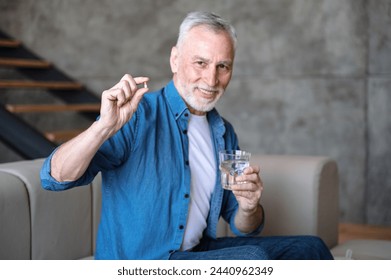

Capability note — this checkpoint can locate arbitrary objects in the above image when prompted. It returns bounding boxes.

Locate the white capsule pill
[144,82,147,88]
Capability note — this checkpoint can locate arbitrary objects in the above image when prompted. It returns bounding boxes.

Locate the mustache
[193,85,221,94]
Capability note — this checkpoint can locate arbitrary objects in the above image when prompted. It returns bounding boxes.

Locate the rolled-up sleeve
[40,149,98,191]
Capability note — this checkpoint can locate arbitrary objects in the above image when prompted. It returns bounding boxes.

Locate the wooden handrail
[44,129,86,142]
[0,58,51,68]
[5,103,101,113]
[0,80,83,90]
[0,39,21,47]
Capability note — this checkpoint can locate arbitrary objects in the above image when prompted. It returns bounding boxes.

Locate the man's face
[170,25,235,115]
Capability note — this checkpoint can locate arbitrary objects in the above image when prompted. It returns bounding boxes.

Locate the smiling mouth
[197,87,218,98]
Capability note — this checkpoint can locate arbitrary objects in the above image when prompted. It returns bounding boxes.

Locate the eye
[195,61,207,67]
[217,63,231,72]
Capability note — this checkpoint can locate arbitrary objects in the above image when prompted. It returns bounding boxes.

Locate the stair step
[0,39,21,48]
[0,57,51,68]
[44,129,85,142]
[5,103,101,113]
[0,80,83,90]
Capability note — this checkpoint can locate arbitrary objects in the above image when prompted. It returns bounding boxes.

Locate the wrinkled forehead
[178,25,235,54]
[182,24,234,48]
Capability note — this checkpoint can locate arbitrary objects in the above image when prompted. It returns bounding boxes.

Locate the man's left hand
[231,165,263,214]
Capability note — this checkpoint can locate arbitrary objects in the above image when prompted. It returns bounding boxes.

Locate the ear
[170,46,178,73]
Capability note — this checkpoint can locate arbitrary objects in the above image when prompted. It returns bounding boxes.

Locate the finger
[113,74,148,87]
[128,89,148,111]
[232,190,260,201]
[119,80,132,101]
[234,183,263,205]
[106,85,128,107]
[236,173,260,186]
[123,75,150,100]
[128,78,150,107]
[230,182,258,192]
[119,74,139,96]
[103,88,124,103]
[114,75,150,106]
[111,74,132,90]
[243,165,260,175]
[134,76,150,86]
[233,190,254,198]
[107,77,133,107]
[120,75,149,90]
[108,81,132,106]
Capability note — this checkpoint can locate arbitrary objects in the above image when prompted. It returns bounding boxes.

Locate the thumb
[129,87,149,111]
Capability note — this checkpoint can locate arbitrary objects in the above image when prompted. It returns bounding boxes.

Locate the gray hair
[176,11,237,50]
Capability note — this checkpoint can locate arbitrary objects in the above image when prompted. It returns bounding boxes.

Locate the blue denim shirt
[40,80,263,259]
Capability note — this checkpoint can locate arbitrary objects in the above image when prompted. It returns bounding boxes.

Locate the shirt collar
[164,80,189,120]
[164,80,226,139]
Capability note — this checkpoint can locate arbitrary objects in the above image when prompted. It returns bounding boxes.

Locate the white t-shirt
[180,114,216,251]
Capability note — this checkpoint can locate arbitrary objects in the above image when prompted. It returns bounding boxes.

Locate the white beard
[180,84,224,113]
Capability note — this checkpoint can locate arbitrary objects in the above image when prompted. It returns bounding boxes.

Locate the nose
[203,66,218,87]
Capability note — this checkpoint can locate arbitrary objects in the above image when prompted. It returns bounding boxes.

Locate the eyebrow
[192,55,233,66]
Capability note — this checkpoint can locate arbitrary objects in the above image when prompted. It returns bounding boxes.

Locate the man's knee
[304,236,328,249]
[300,236,333,259]
[239,245,269,260]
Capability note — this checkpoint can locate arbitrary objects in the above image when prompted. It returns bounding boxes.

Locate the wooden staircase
[0,31,101,159]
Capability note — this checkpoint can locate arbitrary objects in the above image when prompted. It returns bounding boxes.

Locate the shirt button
[185,160,189,165]
[183,129,187,134]
[179,225,184,230]
[184,194,189,198]
[184,113,189,117]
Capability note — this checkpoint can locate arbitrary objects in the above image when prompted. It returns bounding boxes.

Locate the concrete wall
[0,0,390,226]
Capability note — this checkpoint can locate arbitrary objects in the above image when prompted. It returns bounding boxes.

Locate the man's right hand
[49,74,149,182]
[98,74,149,137]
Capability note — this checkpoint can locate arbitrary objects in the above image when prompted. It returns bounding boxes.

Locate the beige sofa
[0,154,387,259]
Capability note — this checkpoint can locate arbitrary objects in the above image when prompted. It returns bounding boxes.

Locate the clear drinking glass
[219,150,251,190]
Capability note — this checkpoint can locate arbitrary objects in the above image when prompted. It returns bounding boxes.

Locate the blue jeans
[169,235,334,260]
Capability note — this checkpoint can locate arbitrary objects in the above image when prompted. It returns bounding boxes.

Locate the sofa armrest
[217,154,339,249]
[0,171,31,259]
[0,158,95,259]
